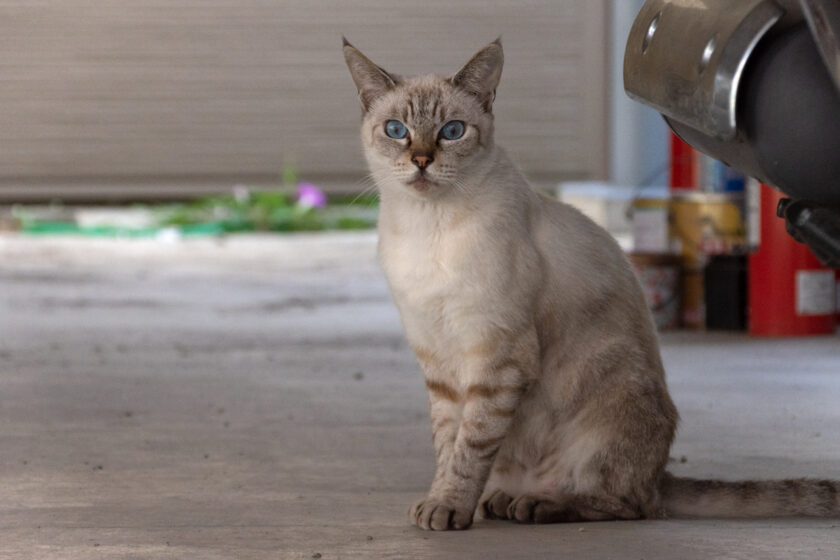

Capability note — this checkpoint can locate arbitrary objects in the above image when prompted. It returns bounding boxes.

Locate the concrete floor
[1,232,839,560]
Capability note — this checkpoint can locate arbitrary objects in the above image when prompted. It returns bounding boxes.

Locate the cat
[343,37,840,531]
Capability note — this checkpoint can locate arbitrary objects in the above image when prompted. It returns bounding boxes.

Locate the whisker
[453,178,469,195]
[348,173,380,206]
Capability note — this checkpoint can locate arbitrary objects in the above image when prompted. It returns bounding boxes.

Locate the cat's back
[533,193,634,285]
[531,193,657,347]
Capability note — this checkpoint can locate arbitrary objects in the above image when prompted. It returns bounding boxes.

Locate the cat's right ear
[343,37,398,112]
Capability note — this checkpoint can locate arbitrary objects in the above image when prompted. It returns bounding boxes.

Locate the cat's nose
[411,154,434,169]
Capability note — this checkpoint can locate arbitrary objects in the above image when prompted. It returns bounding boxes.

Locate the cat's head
[343,38,503,198]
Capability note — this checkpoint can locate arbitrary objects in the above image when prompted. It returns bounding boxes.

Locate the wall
[0,1,608,201]
[609,0,669,189]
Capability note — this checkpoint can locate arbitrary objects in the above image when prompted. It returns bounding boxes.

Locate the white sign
[796,270,836,316]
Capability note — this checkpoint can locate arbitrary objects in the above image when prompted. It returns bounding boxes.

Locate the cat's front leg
[408,347,462,509]
[408,373,467,529]
[411,328,538,531]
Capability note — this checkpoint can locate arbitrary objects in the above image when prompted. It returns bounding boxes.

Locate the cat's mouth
[407,171,437,192]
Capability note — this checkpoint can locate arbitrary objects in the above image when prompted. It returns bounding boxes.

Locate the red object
[669,133,698,190]
[748,184,836,336]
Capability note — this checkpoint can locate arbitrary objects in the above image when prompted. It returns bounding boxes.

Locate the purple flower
[297,182,327,209]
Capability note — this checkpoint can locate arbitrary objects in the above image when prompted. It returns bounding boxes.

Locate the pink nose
[412,155,433,168]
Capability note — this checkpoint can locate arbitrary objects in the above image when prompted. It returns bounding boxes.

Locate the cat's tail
[660,472,840,518]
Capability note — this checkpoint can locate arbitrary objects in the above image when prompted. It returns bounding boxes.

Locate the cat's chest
[379,228,491,345]
[380,232,471,305]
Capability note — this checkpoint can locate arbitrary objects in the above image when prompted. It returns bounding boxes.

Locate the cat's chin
[408,176,435,192]
[402,173,441,194]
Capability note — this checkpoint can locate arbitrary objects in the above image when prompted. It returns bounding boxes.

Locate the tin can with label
[669,192,747,266]
[629,253,682,330]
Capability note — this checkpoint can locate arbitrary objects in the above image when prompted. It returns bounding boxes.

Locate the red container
[669,133,698,190]
[749,184,836,336]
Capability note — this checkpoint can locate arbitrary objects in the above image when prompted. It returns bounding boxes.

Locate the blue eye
[385,120,408,139]
[440,120,465,140]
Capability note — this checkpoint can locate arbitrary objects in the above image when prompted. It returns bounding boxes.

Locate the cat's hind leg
[479,489,514,520]
[506,493,641,523]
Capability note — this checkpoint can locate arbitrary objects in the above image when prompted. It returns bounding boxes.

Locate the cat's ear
[451,38,504,112]
[343,37,398,112]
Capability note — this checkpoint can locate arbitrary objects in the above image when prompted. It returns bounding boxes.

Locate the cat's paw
[479,489,513,520]
[507,494,566,524]
[409,497,474,531]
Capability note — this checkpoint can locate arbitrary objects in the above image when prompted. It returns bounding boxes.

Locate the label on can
[796,270,836,316]
[633,206,669,252]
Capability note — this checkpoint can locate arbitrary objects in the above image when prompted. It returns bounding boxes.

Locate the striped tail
[661,472,840,518]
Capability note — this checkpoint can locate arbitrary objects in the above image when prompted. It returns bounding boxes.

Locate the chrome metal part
[801,0,840,91]
[624,0,784,140]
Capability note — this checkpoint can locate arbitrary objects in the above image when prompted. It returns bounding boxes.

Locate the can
[704,255,748,331]
[680,266,705,329]
[629,253,682,330]
[669,192,747,266]
[632,198,669,253]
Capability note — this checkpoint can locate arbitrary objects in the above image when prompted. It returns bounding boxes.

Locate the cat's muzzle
[408,171,436,192]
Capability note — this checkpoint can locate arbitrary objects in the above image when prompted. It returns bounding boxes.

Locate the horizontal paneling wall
[0,0,607,200]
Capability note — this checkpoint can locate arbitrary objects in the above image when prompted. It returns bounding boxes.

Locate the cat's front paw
[409,497,474,531]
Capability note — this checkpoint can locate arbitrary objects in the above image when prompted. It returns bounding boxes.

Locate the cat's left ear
[451,38,504,112]
[343,37,399,112]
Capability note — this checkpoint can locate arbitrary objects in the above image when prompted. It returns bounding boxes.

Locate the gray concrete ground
[1,232,839,560]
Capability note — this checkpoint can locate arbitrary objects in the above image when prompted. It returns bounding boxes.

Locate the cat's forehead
[377,75,476,123]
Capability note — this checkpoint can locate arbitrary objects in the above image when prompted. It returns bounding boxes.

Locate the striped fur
[662,475,840,518]
[343,38,840,531]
